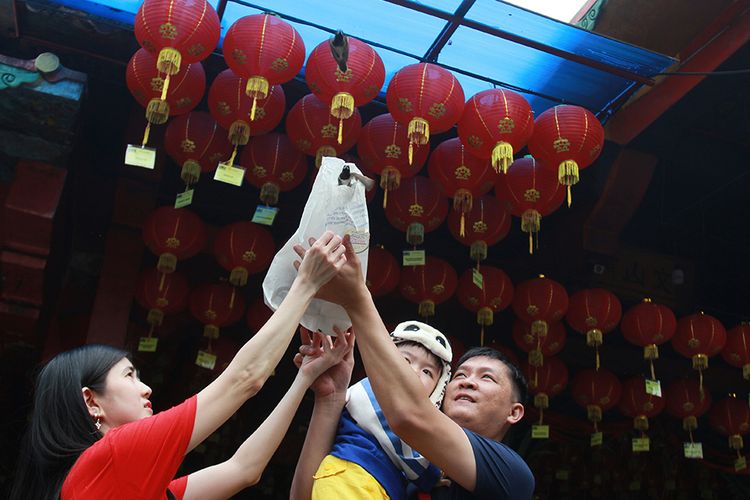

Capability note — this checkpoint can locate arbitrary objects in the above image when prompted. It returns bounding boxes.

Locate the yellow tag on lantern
[402,250,426,266]
[125,145,157,169]
[590,432,603,447]
[214,162,245,186]
[195,351,217,370]
[472,268,484,289]
[138,337,158,352]
[632,437,650,452]
[735,456,747,471]
[684,442,703,459]
[175,189,194,209]
[531,425,549,439]
[628,480,641,491]
[645,379,662,397]
[554,470,569,481]
[252,205,279,226]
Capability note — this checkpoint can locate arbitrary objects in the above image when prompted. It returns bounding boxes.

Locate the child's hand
[295,327,355,396]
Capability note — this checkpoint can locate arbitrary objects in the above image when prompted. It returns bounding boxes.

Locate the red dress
[61,395,197,499]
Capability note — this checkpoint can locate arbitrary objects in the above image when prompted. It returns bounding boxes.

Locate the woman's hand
[292,231,347,294]
[294,327,355,399]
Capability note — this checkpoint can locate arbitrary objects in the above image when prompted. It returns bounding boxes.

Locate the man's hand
[292,231,347,295]
[294,234,368,309]
[294,327,355,398]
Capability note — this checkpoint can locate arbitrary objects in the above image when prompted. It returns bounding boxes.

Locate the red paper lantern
[512,319,566,365]
[672,311,726,397]
[566,288,622,370]
[709,397,750,456]
[512,275,569,342]
[208,69,286,147]
[458,88,534,174]
[164,111,233,185]
[399,257,457,318]
[385,176,449,246]
[213,221,275,286]
[447,195,511,265]
[143,207,207,274]
[222,14,305,119]
[495,157,565,254]
[134,0,220,74]
[286,93,362,167]
[386,63,465,162]
[621,298,677,380]
[189,283,245,339]
[306,35,385,143]
[722,322,750,380]
[357,113,429,207]
[619,376,666,431]
[366,246,401,298]
[246,296,274,335]
[486,340,521,368]
[523,356,568,425]
[571,368,622,430]
[126,49,205,126]
[665,379,712,433]
[134,267,190,328]
[528,105,605,206]
[428,138,494,237]
[241,132,308,206]
[456,266,514,345]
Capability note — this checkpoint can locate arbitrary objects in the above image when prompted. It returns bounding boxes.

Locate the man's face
[442,355,523,440]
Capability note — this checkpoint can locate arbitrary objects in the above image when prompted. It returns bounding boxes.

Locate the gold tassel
[634,415,649,431]
[229,120,250,146]
[460,212,465,237]
[181,160,201,185]
[531,320,548,337]
[229,286,236,309]
[158,270,166,291]
[146,98,170,125]
[491,141,514,174]
[160,72,171,101]
[470,241,487,263]
[338,118,344,144]
[245,76,270,119]
[683,416,697,432]
[729,434,744,451]
[521,209,541,255]
[408,142,414,165]
[567,185,572,208]
[260,182,280,206]
[204,324,219,339]
[743,363,750,380]
[157,253,177,274]
[156,47,181,75]
[141,122,152,147]
[587,405,602,423]
[418,300,435,318]
[331,92,355,119]
[698,368,705,402]
[380,167,401,209]
[230,267,248,287]
[316,146,337,168]
[406,222,425,246]
[558,160,579,208]
[382,188,388,209]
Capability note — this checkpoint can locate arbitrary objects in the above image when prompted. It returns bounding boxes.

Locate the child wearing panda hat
[312,321,452,500]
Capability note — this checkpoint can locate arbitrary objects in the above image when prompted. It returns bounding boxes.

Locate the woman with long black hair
[11,231,351,500]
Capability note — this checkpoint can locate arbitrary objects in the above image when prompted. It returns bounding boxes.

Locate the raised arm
[318,237,479,491]
[190,232,345,451]
[290,329,354,500]
[183,331,354,500]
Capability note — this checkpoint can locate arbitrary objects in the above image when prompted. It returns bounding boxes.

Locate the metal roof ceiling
[50,0,676,120]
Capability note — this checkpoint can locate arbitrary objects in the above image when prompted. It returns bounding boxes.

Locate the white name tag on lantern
[472,268,484,289]
[590,432,603,447]
[402,250,426,266]
[684,442,703,459]
[214,163,245,186]
[138,337,158,352]
[531,425,549,439]
[195,350,217,370]
[645,379,662,397]
[125,145,156,169]
[632,437,650,452]
[175,189,194,209]
[735,456,747,471]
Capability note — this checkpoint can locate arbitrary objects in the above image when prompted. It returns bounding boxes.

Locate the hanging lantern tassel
[634,415,649,432]
[181,160,201,185]
[230,267,248,287]
[478,307,493,347]
[204,324,220,340]
[531,319,549,337]
[316,146,337,169]
[521,209,541,255]
[492,141,514,174]
[245,76,270,121]
[454,189,473,238]
[693,353,708,401]
[260,182,281,206]
[156,47,182,76]
[730,434,744,452]
[683,416,698,433]
[147,308,164,327]
[587,405,602,425]
[157,253,177,274]
[418,300,435,318]
[644,344,659,381]
[380,167,402,208]
[558,160,579,208]
[229,120,251,147]
[470,241,488,267]
[406,222,425,246]
[743,363,750,380]
[534,393,548,425]
[587,329,603,370]
[407,117,430,165]
[331,92,355,145]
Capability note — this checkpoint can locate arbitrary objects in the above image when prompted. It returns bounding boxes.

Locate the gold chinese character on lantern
[271,58,289,72]
[454,165,471,180]
[335,68,353,82]
[428,103,446,118]
[216,101,231,116]
[204,310,217,321]
[553,137,571,153]
[409,204,424,216]
[467,135,483,148]
[296,139,312,152]
[403,285,416,296]
[159,22,177,40]
[156,298,169,308]
[384,144,401,159]
[398,98,413,113]
[253,165,267,178]
[524,189,541,202]
[254,107,267,120]
[432,284,445,294]
[166,237,180,249]
[150,77,164,92]
[175,98,192,109]
[473,220,488,233]
[687,338,701,349]
[242,250,256,263]
[232,49,247,64]
[585,316,599,327]
[187,44,205,57]
[526,304,539,316]
[280,171,294,182]
[497,117,516,134]
[181,139,196,154]
[321,124,337,139]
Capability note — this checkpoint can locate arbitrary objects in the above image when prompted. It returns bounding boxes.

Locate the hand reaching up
[294,326,355,399]
[292,231,347,294]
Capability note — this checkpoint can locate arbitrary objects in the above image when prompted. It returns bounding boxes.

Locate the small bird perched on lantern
[329,30,349,73]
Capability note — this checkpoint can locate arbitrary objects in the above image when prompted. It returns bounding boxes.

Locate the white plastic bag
[262,156,370,335]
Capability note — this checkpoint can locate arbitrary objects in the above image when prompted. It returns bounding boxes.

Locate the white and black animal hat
[391,321,452,407]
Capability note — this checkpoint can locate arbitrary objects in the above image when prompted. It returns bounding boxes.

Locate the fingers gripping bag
[263,156,370,335]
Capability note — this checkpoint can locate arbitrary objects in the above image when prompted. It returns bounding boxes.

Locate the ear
[82,387,103,418]
[506,402,525,425]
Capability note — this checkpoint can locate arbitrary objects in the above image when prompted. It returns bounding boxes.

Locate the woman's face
[95,357,153,432]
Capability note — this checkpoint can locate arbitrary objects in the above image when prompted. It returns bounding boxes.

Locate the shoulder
[463,429,534,500]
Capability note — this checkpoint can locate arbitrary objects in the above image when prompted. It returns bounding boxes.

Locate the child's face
[398,343,442,397]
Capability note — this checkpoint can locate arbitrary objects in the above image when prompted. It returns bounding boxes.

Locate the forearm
[290,393,346,500]
[183,372,313,500]
[346,289,435,429]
